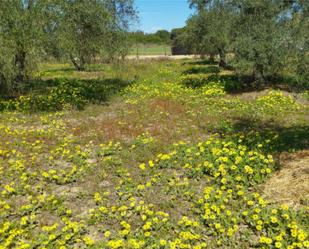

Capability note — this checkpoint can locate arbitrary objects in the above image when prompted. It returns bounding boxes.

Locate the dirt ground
[126,55,199,60]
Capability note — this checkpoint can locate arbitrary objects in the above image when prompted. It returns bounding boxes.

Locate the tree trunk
[218,49,227,68]
[200,52,206,59]
[70,54,85,71]
[0,73,8,96]
[15,50,27,83]
[253,64,266,88]
[209,54,215,63]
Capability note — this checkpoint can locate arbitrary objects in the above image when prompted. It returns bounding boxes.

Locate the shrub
[183,66,220,75]
[181,74,210,88]
[206,74,244,92]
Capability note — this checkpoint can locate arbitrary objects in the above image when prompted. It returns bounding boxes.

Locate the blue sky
[133,0,193,33]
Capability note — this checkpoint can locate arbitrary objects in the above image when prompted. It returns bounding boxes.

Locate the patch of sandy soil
[261,150,309,208]
[126,55,199,60]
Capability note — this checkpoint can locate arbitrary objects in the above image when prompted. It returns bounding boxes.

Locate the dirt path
[126,55,199,60]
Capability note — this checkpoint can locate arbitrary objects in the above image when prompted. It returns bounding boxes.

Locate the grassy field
[129,44,172,56]
[0,59,308,248]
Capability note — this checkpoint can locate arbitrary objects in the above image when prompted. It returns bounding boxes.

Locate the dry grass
[262,150,309,208]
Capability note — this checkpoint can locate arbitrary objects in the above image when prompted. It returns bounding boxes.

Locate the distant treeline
[128,29,195,56]
[129,30,171,45]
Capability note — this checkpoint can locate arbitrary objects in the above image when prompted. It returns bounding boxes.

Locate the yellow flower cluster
[256,90,301,112]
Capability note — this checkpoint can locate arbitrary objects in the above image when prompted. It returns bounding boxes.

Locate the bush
[182,66,220,75]
[206,75,244,92]
[181,74,210,88]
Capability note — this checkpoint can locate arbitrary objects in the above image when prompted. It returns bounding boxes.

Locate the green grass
[0,60,308,248]
[129,44,172,56]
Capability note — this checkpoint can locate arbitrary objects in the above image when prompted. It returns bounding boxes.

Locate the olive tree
[230,0,309,85]
[0,0,55,95]
[183,15,212,58]
[58,0,136,71]
[289,0,309,85]
[231,1,291,82]
[187,0,235,67]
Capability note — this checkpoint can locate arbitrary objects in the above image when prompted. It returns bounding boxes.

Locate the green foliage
[58,0,136,70]
[293,53,309,89]
[206,74,244,92]
[0,78,131,112]
[170,28,190,55]
[129,30,171,45]
[103,31,132,61]
[0,37,15,94]
[181,73,244,92]
[184,0,309,86]
[0,0,137,96]
[232,1,289,82]
[181,74,211,88]
[0,0,56,94]
[59,0,109,71]
[185,0,235,66]
[155,30,171,44]
[183,66,220,75]
[287,1,309,86]
[0,80,86,112]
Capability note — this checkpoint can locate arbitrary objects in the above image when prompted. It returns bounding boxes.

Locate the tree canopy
[0,0,57,94]
[183,0,309,85]
[1,0,308,93]
[0,0,137,94]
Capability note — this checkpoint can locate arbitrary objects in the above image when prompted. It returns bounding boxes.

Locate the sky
[133,0,193,33]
